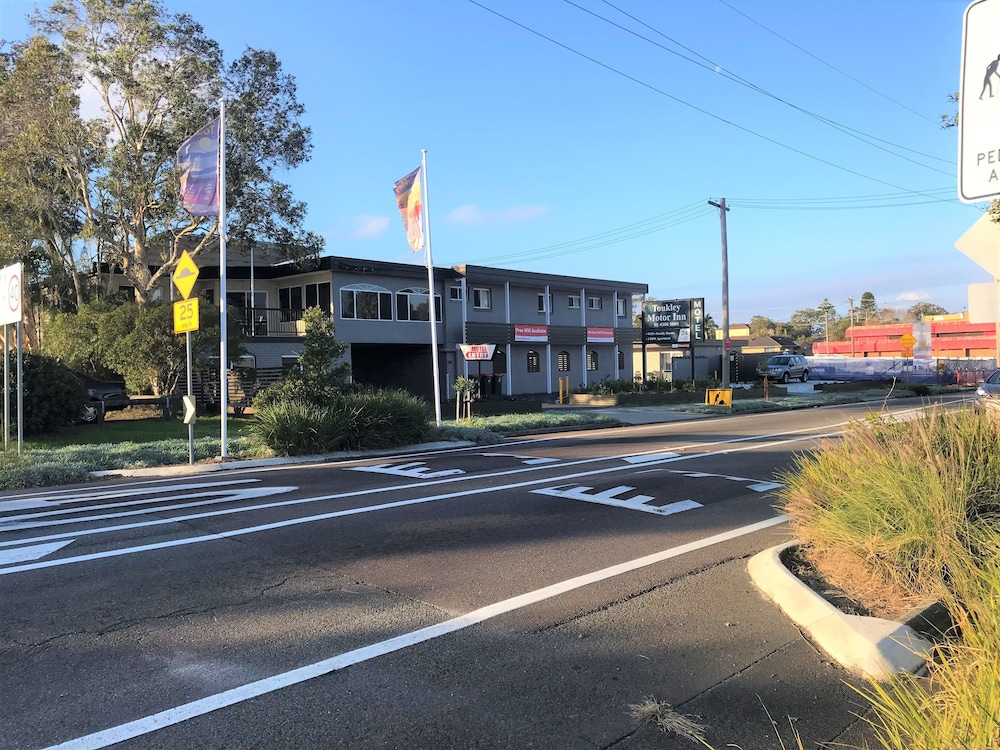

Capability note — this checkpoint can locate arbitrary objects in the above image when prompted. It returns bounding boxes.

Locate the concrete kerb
[748,540,932,681]
[90,440,479,479]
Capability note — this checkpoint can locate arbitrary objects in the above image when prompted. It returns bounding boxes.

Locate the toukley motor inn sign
[642,298,705,347]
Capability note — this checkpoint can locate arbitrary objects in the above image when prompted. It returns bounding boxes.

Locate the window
[473,288,491,310]
[493,349,507,375]
[279,286,304,321]
[527,350,540,373]
[557,351,570,372]
[616,298,628,317]
[587,296,603,310]
[587,350,598,371]
[449,286,463,301]
[537,293,553,313]
[305,282,332,312]
[341,284,392,320]
[568,295,581,309]
[396,287,441,322]
[618,350,625,371]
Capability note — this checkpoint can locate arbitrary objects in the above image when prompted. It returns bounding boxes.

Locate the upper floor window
[537,293,553,313]
[616,298,628,317]
[587,296,603,310]
[568,295,581,309]
[473,288,491,310]
[396,287,442,322]
[341,284,392,320]
[305,282,332,312]
[449,286,463,301]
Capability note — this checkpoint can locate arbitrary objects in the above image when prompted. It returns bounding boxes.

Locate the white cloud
[445,203,550,227]
[349,215,391,239]
[893,291,930,303]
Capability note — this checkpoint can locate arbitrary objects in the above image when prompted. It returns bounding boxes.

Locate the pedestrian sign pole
[172,251,200,464]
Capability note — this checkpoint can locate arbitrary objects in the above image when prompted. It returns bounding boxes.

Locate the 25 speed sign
[173,297,200,333]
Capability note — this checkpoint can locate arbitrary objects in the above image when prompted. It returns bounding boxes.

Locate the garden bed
[568,386,785,407]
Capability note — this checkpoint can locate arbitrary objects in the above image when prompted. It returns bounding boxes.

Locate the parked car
[758,354,809,384]
[72,372,131,422]
[974,369,1000,414]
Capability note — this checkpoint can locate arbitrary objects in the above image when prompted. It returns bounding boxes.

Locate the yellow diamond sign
[172,250,199,300]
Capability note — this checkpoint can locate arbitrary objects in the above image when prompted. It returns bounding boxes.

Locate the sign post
[958,0,1000,362]
[0,263,22,454]
[172,251,200,464]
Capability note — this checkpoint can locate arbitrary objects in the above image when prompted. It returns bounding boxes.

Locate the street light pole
[708,198,730,387]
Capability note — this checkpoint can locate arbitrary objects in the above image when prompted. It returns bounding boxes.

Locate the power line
[569,0,952,174]
[466,0,961,204]
[716,0,940,126]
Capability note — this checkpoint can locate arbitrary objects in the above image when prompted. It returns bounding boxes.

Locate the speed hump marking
[705,388,732,407]
[173,297,199,333]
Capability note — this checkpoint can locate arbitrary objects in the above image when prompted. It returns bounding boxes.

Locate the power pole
[708,198,731,387]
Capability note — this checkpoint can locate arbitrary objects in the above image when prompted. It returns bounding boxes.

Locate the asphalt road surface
[1,397,951,750]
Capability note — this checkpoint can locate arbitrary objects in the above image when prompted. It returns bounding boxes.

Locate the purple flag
[177,118,220,216]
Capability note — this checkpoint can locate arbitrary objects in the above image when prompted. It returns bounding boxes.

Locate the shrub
[776,406,1000,602]
[247,398,348,456]
[2,353,88,435]
[249,388,431,456]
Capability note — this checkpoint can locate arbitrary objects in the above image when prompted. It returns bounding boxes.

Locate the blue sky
[0,0,986,324]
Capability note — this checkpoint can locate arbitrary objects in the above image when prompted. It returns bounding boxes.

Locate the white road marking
[622,452,680,463]
[481,453,560,465]
[533,484,702,515]
[0,498,51,511]
[0,431,822,575]
[347,461,465,478]
[0,539,73,565]
[39,515,788,750]
[0,486,297,533]
[0,479,259,506]
[748,481,783,492]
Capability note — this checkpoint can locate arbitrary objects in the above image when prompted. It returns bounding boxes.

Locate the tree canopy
[0,0,321,307]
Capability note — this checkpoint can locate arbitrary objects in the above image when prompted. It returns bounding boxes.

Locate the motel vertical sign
[959,0,1000,202]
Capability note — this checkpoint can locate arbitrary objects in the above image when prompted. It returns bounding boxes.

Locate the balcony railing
[230,307,314,337]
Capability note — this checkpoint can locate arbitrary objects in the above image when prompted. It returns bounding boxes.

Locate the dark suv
[758,354,809,384]
[72,372,131,421]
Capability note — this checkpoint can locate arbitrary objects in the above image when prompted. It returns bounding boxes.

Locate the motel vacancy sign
[959,0,1000,202]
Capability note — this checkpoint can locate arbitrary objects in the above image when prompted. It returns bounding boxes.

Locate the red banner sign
[514,324,548,342]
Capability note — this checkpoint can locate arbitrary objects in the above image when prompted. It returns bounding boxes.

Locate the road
[0,398,948,750]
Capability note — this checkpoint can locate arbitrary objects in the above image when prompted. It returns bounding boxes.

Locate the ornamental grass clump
[776,406,1000,604]
[855,528,1000,750]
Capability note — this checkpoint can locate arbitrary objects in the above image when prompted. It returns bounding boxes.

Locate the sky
[0,0,989,324]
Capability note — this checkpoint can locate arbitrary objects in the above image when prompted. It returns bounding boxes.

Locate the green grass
[21,410,255,450]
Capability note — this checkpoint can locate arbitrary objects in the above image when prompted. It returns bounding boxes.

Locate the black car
[72,372,131,421]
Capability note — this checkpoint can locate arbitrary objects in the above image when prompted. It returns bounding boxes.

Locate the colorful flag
[177,117,220,216]
[394,166,424,251]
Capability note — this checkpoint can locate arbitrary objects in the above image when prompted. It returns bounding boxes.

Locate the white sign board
[955,212,1000,276]
[0,263,22,325]
[959,0,1000,202]
[457,343,497,361]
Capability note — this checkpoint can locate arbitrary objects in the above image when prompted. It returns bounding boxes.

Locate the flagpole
[219,98,229,458]
[422,149,442,426]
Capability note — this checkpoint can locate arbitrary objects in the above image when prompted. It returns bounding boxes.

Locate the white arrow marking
[348,461,465,479]
[0,539,73,565]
